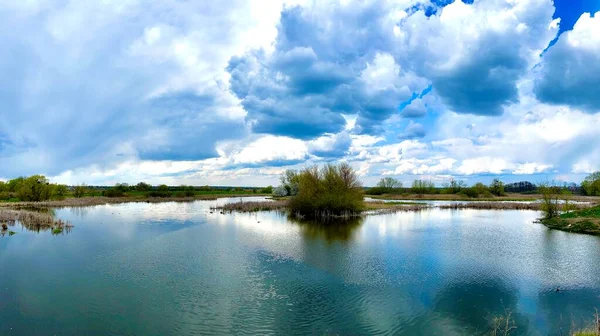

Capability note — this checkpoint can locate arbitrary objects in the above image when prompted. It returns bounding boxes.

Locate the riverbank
[0,194,269,209]
[541,205,600,235]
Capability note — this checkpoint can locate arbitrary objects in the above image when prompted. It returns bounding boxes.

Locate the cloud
[227,2,429,138]
[0,0,282,177]
[1,0,598,186]
[400,98,427,118]
[308,132,352,158]
[396,0,559,116]
[398,121,426,140]
[534,11,600,112]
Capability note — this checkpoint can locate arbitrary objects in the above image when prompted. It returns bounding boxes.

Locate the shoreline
[0,194,270,209]
[540,205,600,236]
[368,193,600,203]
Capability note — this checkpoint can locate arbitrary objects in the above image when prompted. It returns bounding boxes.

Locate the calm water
[1,197,600,335]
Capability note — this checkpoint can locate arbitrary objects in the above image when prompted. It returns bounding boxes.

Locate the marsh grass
[211,200,288,213]
[363,201,429,212]
[572,310,600,336]
[489,310,517,336]
[440,202,590,211]
[0,209,72,234]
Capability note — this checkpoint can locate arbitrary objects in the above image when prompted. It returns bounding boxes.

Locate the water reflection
[431,279,529,335]
[291,216,363,242]
[1,198,600,335]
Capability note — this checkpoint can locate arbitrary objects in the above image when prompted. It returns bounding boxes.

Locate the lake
[1,197,600,335]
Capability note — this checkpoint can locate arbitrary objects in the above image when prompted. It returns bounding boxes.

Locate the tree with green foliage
[412,179,435,195]
[136,182,152,191]
[272,186,287,197]
[73,184,87,198]
[472,182,488,196]
[17,175,53,201]
[582,171,600,196]
[261,185,274,194]
[280,169,300,196]
[443,178,466,194]
[377,177,401,190]
[288,163,364,219]
[489,179,505,196]
[178,185,195,197]
[7,177,24,192]
[114,183,130,193]
[54,184,69,198]
[538,182,565,219]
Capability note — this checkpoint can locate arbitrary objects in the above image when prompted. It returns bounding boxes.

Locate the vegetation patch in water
[0,209,72,234]
[211,200,288,213]
[287,163,364,220]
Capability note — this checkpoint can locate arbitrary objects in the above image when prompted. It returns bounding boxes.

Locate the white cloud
[534,11,600,112]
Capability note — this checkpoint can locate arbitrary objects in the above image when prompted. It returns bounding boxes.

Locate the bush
[288,163,364,219]
[147,184,171,198]
[481,190,495,198]
[281,170,299,196]
[365,187,387,195]
[272,186,288,197]
[136,182,152,191]
[472,182,488,196]
[582,172,600,196]
[260,185,274,194]
[73,184,87,198]
[490,179,505,196]
[53,184,69,198]
[104,188,125,198]
[174,186,195,197]
[459,188,479,198]
[538,183,563,219]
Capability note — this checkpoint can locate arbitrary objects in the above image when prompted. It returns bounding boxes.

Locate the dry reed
[439,202,590,211]
[211,200,288,213]
[0,209,72,233]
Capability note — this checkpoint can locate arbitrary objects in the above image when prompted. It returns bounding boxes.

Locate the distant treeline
[365,177,506,198]
[364,171,600,198]
[0,177,274,202]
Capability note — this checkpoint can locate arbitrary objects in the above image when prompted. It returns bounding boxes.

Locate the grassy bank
[541,205,600,235]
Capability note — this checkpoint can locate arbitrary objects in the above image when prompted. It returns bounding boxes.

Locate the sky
[1,0,599,187]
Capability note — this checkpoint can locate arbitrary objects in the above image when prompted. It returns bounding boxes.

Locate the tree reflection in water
[289,215,363,243]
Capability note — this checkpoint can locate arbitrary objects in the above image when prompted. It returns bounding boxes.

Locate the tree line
[364,171,600,198]
[0,176,274,202]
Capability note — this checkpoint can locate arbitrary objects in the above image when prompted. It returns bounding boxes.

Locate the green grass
[541,205,600,235]
[560,205,600,219]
